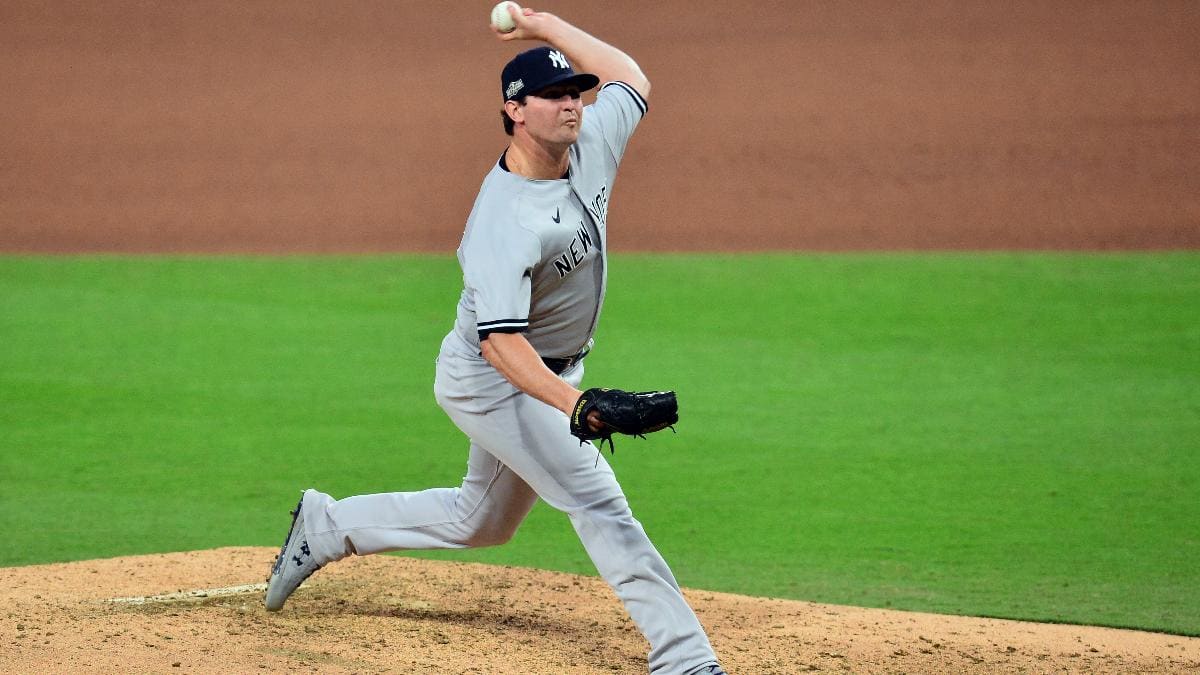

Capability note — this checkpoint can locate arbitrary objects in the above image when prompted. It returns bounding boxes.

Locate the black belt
[542,347,590,375]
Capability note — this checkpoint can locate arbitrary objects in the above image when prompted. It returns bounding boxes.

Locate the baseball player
[266,7,725,674]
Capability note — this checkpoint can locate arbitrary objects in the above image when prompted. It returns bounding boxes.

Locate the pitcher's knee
[574,493,633,521]
[568,496,645,540]
[458,516,521,548]
[461,527,514,548]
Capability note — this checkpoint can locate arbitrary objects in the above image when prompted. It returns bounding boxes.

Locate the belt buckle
[567,346,590,371]
[549,342,591,374]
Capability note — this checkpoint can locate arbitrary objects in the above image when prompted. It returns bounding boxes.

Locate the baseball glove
[570,388,679,452]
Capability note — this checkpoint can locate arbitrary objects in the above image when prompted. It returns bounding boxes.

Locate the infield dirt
[3,548,1199,674]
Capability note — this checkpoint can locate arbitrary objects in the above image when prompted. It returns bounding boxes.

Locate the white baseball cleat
[265,490,322,611]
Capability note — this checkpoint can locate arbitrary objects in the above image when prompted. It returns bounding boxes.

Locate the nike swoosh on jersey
[552,207,561,224]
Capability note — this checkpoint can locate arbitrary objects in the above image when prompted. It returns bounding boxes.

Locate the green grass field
[2,253,1197,635]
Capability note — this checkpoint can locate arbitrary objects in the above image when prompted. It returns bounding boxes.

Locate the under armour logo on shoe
[293,541,311,566]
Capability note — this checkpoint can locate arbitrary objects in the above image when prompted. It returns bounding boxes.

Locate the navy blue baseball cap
[501,46,600,101]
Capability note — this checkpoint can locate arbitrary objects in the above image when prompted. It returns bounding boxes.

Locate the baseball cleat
[264,491,322,611]
[692,666,727,675]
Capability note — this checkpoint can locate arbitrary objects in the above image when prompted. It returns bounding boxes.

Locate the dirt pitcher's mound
[2,548,1197,674]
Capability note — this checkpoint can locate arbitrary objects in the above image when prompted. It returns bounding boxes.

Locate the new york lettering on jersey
[551,180,609,278]
[552,215,598,278]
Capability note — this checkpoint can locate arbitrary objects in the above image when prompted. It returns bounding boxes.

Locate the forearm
[499,8,650,99]
[541,19,650,97]
[481,332,582,415]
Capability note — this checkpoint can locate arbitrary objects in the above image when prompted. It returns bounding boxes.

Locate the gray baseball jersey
[442,81,648,360]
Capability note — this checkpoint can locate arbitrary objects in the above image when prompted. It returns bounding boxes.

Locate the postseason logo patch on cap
[505,79,524,99]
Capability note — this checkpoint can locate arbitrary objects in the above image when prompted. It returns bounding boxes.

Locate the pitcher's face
[514,86,583,145]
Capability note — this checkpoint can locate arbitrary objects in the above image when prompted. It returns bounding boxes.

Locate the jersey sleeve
[462,222,543,341]
[587,81,649,163]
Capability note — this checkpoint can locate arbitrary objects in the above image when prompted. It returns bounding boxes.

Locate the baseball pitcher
[266,6,725,674]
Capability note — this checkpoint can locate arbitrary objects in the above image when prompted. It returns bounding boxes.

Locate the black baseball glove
[569,388,679,452]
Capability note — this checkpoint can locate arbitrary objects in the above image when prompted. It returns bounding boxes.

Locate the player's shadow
[345,599,587,636]
[331,597,639,669]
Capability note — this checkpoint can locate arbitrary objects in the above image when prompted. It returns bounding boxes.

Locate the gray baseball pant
[301,353,718,675]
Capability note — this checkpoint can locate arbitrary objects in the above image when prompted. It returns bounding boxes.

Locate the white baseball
[490,1,520,33]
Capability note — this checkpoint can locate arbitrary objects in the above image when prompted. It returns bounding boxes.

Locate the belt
[542,346,590,375]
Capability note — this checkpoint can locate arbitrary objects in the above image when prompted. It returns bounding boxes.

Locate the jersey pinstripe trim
[477,319,529,330]
[477,318,529,340]
[600,81,648,117]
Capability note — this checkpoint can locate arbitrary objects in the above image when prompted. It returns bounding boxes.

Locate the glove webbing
[586,426,677,467]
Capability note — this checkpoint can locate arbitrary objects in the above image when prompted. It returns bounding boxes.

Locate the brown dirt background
[1,1,1197,252]
[3,548,1199,674]
[4,1,1200,672]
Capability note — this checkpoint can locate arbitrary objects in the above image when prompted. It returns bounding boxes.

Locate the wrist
[560,386,583,416]
[536,15,576,49]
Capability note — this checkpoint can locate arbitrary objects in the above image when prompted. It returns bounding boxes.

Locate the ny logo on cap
[548,50,569,69]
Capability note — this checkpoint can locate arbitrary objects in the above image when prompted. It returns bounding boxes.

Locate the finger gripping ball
[491,2,520,33]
